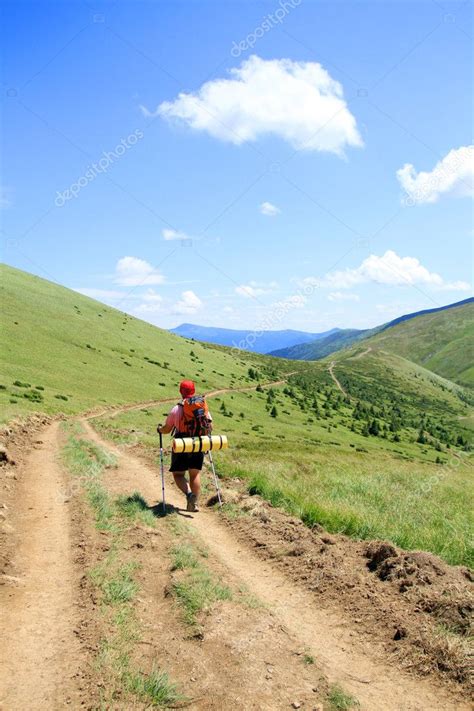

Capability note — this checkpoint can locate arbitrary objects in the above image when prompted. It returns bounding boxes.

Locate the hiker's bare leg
[173,472,190,496]
[189,469,201,498]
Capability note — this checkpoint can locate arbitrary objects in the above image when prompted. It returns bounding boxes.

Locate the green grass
[170,542,201,571]
[61,433,118,530]
[167,518,232,625]
[124,668,184,707]
[172,567,232,625]
[115,491,157,527]
[328,684,360,710]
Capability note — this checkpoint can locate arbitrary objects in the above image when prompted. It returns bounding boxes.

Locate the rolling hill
[170,323,339,353]
[367,299,474,387]
[269,298,474,388]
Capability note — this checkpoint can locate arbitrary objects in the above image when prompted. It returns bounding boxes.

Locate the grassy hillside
[366,300,474,387]
[0,264,290,422]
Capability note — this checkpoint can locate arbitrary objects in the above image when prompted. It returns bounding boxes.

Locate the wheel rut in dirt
[0,422,82,710]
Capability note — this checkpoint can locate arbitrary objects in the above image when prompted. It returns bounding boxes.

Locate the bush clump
[23,390,44,402]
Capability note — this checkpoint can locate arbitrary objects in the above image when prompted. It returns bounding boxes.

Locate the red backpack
[180,395,212,437]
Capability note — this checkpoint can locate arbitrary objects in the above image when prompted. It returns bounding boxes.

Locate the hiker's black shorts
[169,451,204,473]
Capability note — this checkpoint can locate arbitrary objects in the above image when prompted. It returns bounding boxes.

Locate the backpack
[180,395,212,437]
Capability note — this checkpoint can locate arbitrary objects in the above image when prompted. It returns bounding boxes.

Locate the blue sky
[1,0,472,332]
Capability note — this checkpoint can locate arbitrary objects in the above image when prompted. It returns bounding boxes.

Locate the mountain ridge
[170,323,340,354]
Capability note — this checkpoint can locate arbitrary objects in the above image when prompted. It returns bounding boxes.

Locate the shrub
[55,394,69,401]
[35,385,45,391]
[23,390,43,402]
[13,380,31,388]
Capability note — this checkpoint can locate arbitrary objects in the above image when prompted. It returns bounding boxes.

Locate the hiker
[157,380,212,512]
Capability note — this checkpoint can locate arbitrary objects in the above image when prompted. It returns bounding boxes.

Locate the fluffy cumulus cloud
[173,290,203,315]
[260,201,280,216]
[397,145,474,204]
[162,228,192,241]
[150,55,362,154]
[114,256,164,286]
[321,251,471,292]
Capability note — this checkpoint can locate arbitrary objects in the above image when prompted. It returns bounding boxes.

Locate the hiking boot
[186,493,198,512]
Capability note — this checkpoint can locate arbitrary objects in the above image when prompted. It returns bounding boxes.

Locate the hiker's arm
[157,407,178,435]
[157,422,173,434]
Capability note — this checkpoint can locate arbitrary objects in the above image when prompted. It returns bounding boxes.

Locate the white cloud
[152,55,362,154]
[235,280,278,298]
[114,256,165,286]
[318,250,470,292]
[397,145,474,204]
[173,290,203,314]
[435,280,472,292]
[162,228,192,241]
[260,201,280,216]
[328,291,360,302]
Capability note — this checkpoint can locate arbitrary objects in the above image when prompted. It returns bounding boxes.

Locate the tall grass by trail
[220,454,473,568]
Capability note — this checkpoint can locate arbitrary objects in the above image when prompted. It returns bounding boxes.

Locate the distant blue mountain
[170,324,340,354]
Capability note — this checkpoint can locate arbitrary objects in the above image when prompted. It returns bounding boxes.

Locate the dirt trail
[0,422,82,710]
[82,419,468,711]
[350,347,373,360]
[328,361,349,398]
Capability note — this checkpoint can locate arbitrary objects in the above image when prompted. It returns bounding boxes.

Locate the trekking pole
[207,450,223,507]
[158,428,166,515]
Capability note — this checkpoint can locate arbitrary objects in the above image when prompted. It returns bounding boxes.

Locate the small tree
[417,429,426,444]
[368,419,380,436]
[270,405,278,418]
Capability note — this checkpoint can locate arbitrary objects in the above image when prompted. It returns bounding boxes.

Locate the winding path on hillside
[0,375,469,710]
[328,361,349,398]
